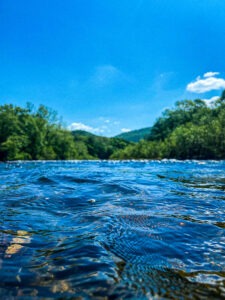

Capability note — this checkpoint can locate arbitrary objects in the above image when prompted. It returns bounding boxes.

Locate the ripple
[0,161,225,299]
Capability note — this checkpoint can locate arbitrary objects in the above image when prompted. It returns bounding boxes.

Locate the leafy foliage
[72,130,130,159]
[115,127,152,142]
[112,91,225,160]
[1,91,225,161]
[0,105,130,161]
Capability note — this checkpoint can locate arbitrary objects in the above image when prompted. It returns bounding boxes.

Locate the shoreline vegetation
[1,90,225,161]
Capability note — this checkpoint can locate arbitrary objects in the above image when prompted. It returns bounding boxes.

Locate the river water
[0,160,225,299]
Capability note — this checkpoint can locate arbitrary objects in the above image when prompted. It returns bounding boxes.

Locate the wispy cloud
[68,122,104,134]
[113,121,120,125]
[121,128,131,133]
[186,72,225,93]
[90,65,126,87]
[203,72,220,78]
[68,117,128,136]
[202,96,220,107]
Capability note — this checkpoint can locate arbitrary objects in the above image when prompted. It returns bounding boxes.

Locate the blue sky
[1,0,225,136]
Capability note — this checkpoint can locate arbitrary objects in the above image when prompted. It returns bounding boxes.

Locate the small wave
[1,161,225,299]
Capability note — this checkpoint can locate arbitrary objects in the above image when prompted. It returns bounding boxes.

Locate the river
[0,160,225,299]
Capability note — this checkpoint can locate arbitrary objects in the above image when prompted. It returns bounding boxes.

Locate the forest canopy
[112,91,225,160]
[0,104,130,161]
[1,90,225,161]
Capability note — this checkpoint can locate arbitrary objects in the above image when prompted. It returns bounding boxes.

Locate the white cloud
[89,64,132,88]
[203,72,220,78]
[202,96,220,107]
[203,96,220,102]
[90,65,122,87]
[113,121,120,125]
[68,122,104,134]
[187,72,225,93]
[68,118,124,136]
[121,128,131,133]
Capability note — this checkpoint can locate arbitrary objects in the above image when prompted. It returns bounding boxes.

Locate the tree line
[0,103,129,161]
[112,90,225,160]
[1,90,225,161]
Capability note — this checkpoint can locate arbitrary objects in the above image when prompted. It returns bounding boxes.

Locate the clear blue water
[0,160,225,299]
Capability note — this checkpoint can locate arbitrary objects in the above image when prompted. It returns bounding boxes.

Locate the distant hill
[71,130,97,138]
[115,127,152,142]
[71,130,131,159]
[111,93,225,160]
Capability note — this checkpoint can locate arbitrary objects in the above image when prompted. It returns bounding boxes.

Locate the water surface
[0,160,225,299]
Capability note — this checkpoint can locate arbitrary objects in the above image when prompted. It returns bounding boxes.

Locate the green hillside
[71,130,131,159]
[0,105,130,161]
[111,91,225,160]
[71,130,96,137]
[1,90,225,161]
[115,127,152,142]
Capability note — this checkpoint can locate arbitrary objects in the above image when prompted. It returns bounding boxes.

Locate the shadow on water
[0,161,225,299]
